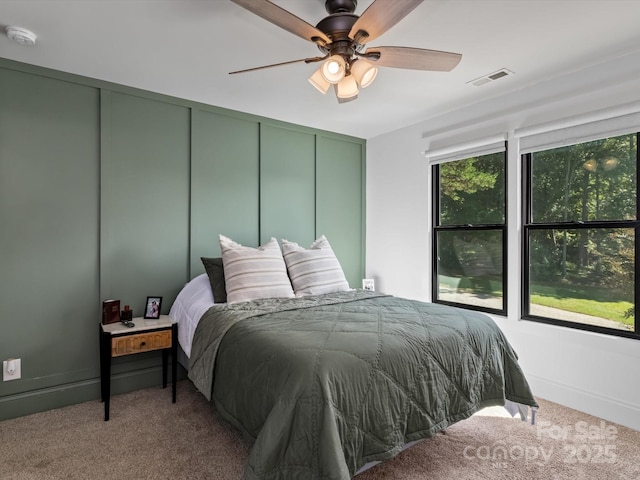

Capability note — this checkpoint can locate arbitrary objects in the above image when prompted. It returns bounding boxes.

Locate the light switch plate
[3,358,21,381]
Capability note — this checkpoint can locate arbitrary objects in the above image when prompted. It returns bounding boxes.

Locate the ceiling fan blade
[231,0,330,45]
[349,0,423,44]
[364,46,462,71]
[229,56,325,75]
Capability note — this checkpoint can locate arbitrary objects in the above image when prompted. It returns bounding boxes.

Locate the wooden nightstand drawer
[111,330,172,357]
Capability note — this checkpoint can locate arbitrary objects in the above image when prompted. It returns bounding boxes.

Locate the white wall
[366,49,640,431]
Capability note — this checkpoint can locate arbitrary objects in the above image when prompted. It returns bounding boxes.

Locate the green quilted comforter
[188,290,537,480]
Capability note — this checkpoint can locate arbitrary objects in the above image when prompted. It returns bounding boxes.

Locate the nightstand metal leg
[171,323,178,403]
[162,349,168,389]
[99,324,104,402]
[99,325,111,421]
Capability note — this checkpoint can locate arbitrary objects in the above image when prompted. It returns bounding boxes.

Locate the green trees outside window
[524,133,638,337]
[433,151,506,314]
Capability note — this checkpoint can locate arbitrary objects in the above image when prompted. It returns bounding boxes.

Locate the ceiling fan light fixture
[350,59,378,88]
[321,55,346,84]
[333,84,358,104]
[308,67,331,94]
[230,0,463,103]
[336,74,359,99]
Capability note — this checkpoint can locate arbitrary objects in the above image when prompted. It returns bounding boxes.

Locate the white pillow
[219,235,294,304]
[169,273,215,358]
[281,235,350,296]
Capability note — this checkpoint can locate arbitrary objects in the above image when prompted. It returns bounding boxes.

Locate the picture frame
[144,296,162,319]
[362,279,375,291]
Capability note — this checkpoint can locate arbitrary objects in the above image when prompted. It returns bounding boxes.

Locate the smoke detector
[5,26,37,46]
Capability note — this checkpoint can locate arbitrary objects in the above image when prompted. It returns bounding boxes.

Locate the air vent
[467,68,514,87]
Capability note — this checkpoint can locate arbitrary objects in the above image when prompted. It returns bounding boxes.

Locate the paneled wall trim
[0,58,366,420]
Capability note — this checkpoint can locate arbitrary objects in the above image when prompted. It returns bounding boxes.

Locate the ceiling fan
[229,0,462,103]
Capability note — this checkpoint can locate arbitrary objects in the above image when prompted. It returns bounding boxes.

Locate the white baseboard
[526,373,640,431]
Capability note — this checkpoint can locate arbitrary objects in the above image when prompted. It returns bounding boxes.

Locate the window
[523,133,639,338]
[432,149,507,314]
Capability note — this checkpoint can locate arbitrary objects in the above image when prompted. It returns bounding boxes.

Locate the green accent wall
[0,67,100,406]
[316,135,366,287]
[190,110,260,273]
[100,91,191,314]
[0,58,365,420]
[260,124,316,245]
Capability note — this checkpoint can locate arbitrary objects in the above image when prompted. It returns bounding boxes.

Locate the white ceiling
[1,0,640,139]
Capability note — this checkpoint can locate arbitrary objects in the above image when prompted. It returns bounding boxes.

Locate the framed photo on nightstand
[144,296,162,319]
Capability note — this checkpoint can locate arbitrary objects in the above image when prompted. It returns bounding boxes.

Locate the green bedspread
[188,290,537,480]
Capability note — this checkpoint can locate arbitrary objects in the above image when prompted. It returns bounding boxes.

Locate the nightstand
[99,315,177,421]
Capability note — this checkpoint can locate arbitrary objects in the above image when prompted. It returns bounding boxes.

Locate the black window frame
[431,145,508,316]
[521,132,640,340]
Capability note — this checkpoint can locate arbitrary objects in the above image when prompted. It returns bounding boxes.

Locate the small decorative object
[362,279,375,291]
[144,296,162,319]
[102,299,121,325]
[120,304,133,322]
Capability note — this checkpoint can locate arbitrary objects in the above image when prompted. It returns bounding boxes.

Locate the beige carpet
[1,381,638,479]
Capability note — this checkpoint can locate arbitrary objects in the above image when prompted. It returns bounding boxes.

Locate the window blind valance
[424,134,507,165]
[516,101,640,154]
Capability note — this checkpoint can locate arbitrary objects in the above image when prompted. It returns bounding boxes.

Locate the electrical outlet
[3,358,21,381]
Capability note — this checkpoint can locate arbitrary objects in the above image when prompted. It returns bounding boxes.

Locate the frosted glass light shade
[351,59,378,88]
[336,75,359,99]
[309,67,330,94]
[334,84,358,103]
[321,55,346,84]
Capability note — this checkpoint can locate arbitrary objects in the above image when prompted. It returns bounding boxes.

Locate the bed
[169,236,537,480]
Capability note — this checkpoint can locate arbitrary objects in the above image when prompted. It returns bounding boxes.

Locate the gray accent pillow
[219,235,295,304]
[281,235,350,296]
[201,257,227,303]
